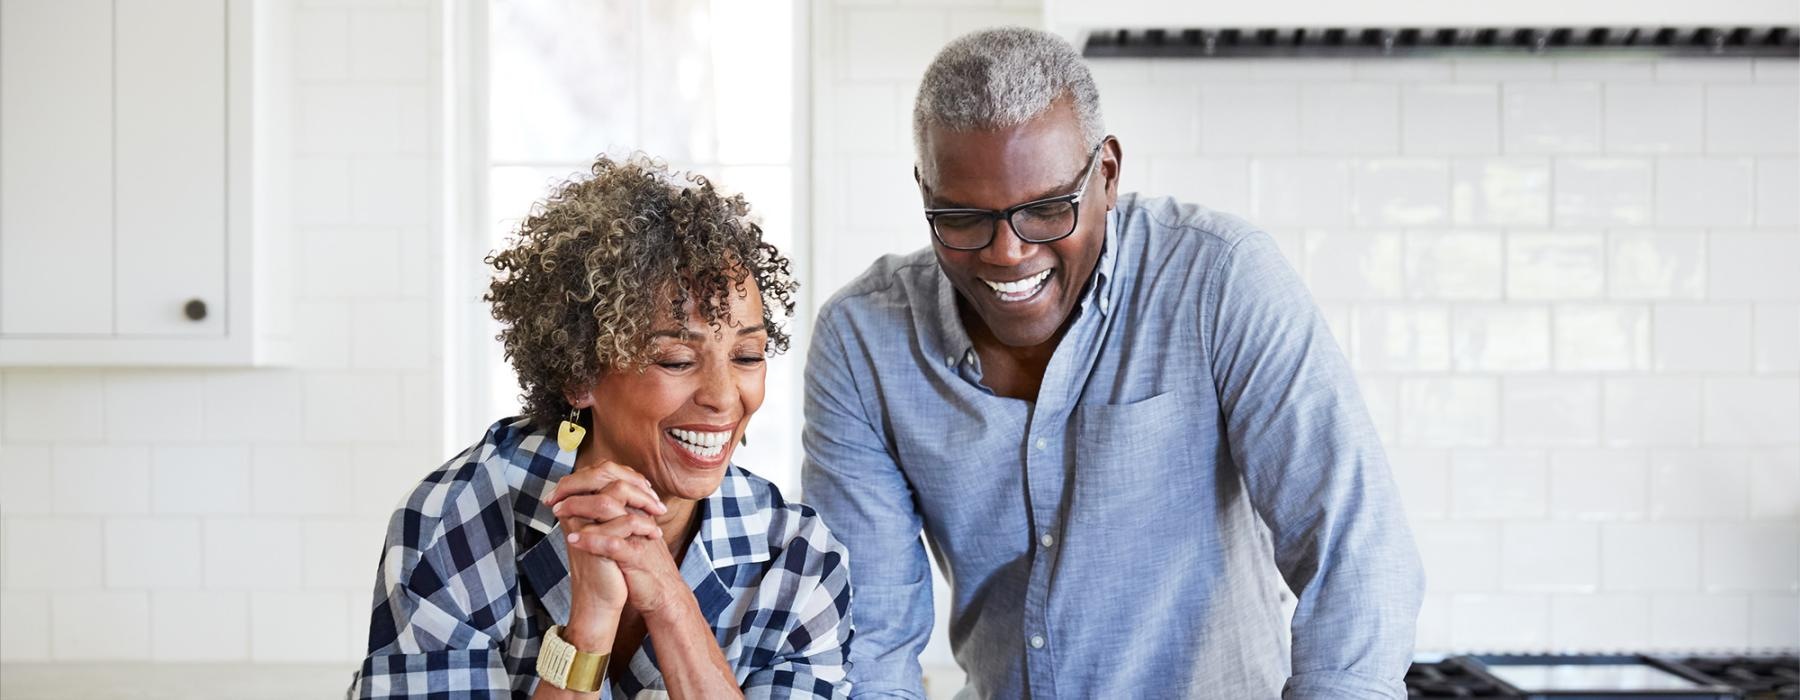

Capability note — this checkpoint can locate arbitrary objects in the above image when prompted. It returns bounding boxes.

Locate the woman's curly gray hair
[485,154,798,428]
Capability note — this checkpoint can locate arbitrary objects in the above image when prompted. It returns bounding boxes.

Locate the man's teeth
[981,269,1052,296]
[667,428,730,459]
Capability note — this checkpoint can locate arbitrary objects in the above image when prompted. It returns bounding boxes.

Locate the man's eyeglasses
[923,144,1103,252]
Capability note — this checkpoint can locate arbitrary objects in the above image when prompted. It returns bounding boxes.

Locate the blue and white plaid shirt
[349,417,855,699]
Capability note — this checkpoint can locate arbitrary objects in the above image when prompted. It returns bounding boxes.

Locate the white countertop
[0,663,969,699]
[0,663,354,699]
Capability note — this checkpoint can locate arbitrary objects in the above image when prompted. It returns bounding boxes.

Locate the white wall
[0,0,441,664]
[810,0,1800,658]
[0,0,1793,674]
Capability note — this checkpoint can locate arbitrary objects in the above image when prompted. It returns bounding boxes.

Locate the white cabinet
[0,0,289,366]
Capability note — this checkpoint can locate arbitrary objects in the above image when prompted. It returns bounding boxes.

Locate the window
[457,0,805,491]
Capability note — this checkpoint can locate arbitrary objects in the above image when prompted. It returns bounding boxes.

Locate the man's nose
[978,218,1032,266]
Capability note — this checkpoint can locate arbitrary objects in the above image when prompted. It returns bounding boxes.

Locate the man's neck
[958,298,1066,401]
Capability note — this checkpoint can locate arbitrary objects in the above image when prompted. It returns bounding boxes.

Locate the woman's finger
[566,514,661,553]
[556,514,594,533]
[547,461,653,505]
[600,478,667,515]
[553,493,629,523]
[552,480,664,521]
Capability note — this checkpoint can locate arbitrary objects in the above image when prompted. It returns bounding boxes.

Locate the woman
[349,156,851,699]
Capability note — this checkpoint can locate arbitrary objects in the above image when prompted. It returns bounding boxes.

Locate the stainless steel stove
[1405,653,1799,699]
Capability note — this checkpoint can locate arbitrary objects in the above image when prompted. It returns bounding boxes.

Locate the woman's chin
[651,440,733,500]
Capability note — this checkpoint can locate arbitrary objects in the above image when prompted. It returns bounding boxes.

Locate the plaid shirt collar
[505,423,776,629]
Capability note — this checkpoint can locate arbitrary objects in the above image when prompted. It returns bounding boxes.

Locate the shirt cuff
[843,678,927,700]
[1282,669,1407,700]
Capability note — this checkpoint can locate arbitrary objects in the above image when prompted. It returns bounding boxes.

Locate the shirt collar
[930,207,1121,364]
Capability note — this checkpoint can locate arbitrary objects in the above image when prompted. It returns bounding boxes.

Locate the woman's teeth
[981,269,1052,301]
[667,428,730,460]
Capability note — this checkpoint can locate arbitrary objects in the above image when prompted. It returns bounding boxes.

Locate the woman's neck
[655,497,701,563]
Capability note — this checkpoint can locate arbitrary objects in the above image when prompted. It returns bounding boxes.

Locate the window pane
[639,0,717,163]
[718,166,793,254]
[489,0,640,162]
[488,165,588,244]
[711,0,792,164]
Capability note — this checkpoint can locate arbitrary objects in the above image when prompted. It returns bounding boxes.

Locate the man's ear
[1100,135,1123,210]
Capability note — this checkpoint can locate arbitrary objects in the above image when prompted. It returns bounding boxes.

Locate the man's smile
[978,267,1055,303]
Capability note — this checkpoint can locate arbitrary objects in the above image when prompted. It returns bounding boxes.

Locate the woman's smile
[662,422,738,468]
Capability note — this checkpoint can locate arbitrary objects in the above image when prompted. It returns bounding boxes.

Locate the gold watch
[537,625,609,693]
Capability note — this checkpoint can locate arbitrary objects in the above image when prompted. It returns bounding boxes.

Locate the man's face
[918,99,1117,349]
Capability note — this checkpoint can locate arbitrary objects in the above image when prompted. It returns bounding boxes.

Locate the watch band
[538,625,610,693]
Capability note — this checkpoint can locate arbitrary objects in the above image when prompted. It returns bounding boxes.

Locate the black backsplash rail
[1083,26,1800,58]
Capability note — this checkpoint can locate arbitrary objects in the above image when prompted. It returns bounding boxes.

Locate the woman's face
[575,277,769,502]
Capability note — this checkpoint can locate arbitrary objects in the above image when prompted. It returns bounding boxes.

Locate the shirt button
[1030,635,1046,649]
[1034,438,1047,451]
[1039,533,1055,548]
[1100,297,1110,311]
[945,354,956,367]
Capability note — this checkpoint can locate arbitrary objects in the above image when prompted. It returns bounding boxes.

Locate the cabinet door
[114,0,227,336]
[0,0,114,335]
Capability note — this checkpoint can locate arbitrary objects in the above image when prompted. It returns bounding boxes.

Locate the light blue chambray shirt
[801,193,1424,699]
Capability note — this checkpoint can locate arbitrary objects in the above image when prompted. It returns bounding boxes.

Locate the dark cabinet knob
[184,299,208,321]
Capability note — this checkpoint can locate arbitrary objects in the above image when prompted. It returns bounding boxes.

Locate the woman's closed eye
[650,350,698,371]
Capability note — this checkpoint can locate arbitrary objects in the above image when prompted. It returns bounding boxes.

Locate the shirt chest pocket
[1069,389,1217,532]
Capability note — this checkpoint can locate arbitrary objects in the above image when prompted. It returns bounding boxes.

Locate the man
[802,27,1424,699]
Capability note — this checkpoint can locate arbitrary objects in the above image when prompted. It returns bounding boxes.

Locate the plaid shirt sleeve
[742,508,856,700]
[348,466,519,699]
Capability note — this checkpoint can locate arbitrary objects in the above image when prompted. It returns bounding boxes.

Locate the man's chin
[984,316,1064,349]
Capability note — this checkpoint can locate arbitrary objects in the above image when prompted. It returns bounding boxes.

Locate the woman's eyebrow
[648,323,767,340]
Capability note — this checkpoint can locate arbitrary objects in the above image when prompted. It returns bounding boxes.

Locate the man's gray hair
[912,27,1105,181]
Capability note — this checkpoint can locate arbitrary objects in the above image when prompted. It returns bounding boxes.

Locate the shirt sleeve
[799,301,934,700]
[1202,232,1426,700]
[347,488,516,699]
[741,512,857,700]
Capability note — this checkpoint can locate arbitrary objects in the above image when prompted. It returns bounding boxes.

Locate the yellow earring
[557,408,586,452]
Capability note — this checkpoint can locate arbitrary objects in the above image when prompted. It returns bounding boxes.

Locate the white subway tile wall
[0,0,438,664]
[811,0,1798,659]
[0,0,1790,673]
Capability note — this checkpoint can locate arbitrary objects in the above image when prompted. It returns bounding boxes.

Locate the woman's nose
[693,360,737,412]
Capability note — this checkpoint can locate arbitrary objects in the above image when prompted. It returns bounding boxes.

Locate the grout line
[111,0,118,338]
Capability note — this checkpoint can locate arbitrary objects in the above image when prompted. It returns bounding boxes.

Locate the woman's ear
[563,386,596,410]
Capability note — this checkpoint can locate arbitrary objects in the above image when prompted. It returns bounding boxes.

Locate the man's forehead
[919,97,1088,182]
[927,136,1086,182]
[921,134,1089,205]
